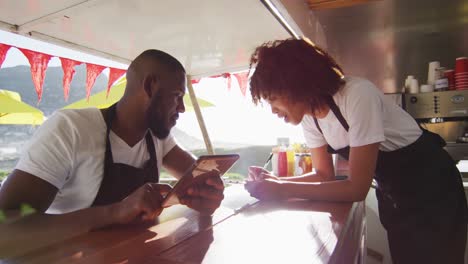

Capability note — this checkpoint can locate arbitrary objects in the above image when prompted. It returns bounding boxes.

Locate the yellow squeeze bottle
[286,146,295,176]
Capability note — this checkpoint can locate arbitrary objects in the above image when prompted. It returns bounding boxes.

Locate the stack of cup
[409,78,419,94]
[428,61,441,85]
[444,70,456,90]
[455,57,468,90]
[404,75,414,92]
[420,84,434,93]
[434,67,449,91]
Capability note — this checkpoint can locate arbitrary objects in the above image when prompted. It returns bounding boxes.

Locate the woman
[245,38,467,263]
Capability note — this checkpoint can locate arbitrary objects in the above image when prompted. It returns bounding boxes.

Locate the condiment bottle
[277,147,288,177]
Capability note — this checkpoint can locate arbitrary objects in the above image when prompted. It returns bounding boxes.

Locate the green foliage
[0,211,5,223]
[0,171,8,182]
[20,203,36,216]
[159,171,171,179]
[191,145,273,175]
[0,204,36,224]
[224,172,245,181]
[0,171,9,223]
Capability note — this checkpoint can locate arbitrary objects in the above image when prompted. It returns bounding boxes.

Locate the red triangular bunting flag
[60,57,81,101]
[222,73,232,90]
[191,79,200,84]
[0,44,11,69]
[85,63,106,100]
[19,48,52,103]
[234,72,249,96]
[107,68,126,98]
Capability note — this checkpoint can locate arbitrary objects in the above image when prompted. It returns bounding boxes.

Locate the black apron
[313,96,467,264]
[92,103,159,206]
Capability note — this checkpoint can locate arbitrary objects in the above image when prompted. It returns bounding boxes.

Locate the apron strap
[314,116,323,135]
[144,132,159,181]
[93,103,160,206]
[103,103,117,169]
[313,117,323,134]
[326,96,349,131]
[312,96,350,134]
[103,103,158,179]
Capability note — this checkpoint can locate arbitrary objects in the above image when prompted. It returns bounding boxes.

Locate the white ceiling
[0,0,290,77]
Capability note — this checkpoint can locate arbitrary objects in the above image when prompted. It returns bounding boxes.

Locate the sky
[0,30,305,146]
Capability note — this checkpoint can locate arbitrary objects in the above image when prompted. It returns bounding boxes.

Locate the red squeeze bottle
[277,150,287,177]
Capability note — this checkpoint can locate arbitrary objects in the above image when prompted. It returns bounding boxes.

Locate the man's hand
[109,183,172,224]
[244,179,285,201]
[179,170,224,215]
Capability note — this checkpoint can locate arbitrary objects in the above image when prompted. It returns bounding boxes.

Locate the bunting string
[0,42,250,103]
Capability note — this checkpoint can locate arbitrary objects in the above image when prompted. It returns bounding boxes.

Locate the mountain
[171,128,250,151]
[0,65,108,115]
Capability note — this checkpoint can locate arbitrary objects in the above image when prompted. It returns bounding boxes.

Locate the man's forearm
[0,205,115,257]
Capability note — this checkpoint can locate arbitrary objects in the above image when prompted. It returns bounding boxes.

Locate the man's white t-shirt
[301,77,422,152]
[15,108,177,214]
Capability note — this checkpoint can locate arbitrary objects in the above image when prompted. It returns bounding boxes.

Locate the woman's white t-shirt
[15,108,177,214]
[301,77,422,151]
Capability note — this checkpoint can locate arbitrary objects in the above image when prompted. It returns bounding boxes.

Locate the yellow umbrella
[0,89,44,125]
[64,78,215,110]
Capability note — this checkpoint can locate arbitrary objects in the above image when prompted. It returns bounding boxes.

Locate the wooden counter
[1,185,365,264]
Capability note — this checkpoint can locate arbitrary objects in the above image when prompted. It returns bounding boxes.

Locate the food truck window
[167,76,305,184]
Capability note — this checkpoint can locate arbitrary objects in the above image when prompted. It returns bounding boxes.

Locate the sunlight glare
[144,217,189,243]
[177,77,305,146]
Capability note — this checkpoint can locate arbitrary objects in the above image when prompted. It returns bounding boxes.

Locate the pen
[262,152,273,170]
[227,153,273,185]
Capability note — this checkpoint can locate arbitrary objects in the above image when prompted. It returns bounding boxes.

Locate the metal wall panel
[306,0,468,93]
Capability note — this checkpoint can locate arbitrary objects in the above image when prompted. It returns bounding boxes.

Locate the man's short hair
[135,49,186,74]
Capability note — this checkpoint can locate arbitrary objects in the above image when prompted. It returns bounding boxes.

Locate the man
[0,50,224,255]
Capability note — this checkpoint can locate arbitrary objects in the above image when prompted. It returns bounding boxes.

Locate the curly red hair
[248,38,345,114]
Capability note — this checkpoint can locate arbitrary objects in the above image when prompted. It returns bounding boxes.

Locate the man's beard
[151,118,170,139]
[146,98,171,139]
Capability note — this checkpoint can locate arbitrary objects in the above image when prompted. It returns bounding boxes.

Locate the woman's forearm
[278,144,378,203]
[278,171,332,183]
[282,180,369,202]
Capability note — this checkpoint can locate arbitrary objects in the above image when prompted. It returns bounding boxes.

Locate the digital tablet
[161,154,240,208]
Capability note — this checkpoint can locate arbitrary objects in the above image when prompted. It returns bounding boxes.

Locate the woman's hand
[248,166,279,182]
[244,179,286,201]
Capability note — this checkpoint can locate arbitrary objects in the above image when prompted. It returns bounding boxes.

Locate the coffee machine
[403,90,468,162]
